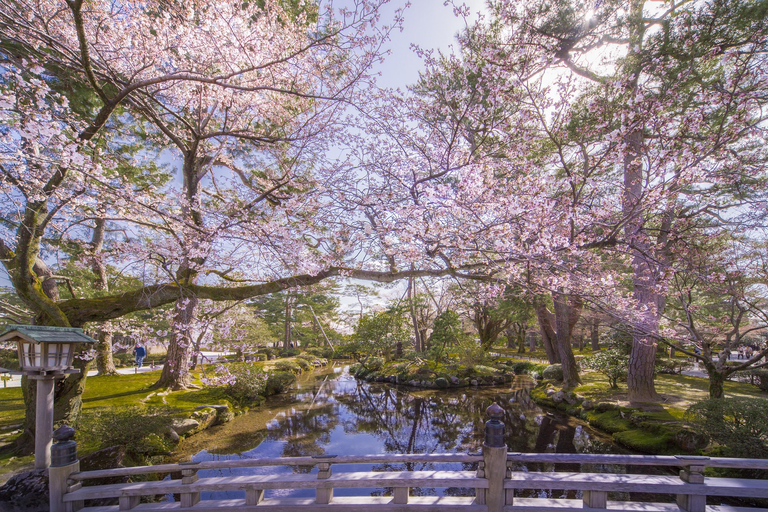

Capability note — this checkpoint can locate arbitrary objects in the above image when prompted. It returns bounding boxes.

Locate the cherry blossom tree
[0,0,428,451]
[365,0,768,401]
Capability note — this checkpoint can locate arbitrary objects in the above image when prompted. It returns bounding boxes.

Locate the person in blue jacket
[133,343,147,368]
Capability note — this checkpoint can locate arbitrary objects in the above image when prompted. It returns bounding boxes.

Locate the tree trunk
[90,216,117,376]
[622,0,662,404]
[708,369,725,399]
[553,293,582,389]
[156,295,199,389]
[590,318,600,351]
[284,294,292,349]
[534,299,559,363]
[627,339,659,403]
[408,275,423,352]
[95,330,117,376]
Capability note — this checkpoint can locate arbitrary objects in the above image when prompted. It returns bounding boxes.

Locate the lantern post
[0,325,96,469]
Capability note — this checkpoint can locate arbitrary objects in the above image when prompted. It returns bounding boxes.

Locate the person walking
[133,343,147,368]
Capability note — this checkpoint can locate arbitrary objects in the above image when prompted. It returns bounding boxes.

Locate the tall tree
[0,0,426,452]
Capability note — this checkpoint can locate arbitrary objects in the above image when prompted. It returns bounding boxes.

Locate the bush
[279,348,301,358]
[685,397,768,459]
[542,364,564,381]
[745,369,768,392]
[304,347,335,359]
[453,338,489,369]
[79,406,174,456]
[219,363,268,405]
[584,349,628,388]
[293,357,312,371]
[364,356,386,372]
[257,347,276,359]
[265,371,296,395]
[0,348,19,371]
[274,360,302,374]
[655,358,691,375]
[512,361,536,375]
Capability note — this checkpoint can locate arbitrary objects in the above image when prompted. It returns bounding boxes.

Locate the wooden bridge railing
[49,403,768,512]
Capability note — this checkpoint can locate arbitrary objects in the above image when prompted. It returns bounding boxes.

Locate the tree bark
[590,317,600,351]
[91,216,117,376]
[156,295,199,389]
[284,294,292,349]
[553,293,582,388]
[708,369,725,399]
[622,0,662,404]
[408,275,423,352]
[534,299,559,363]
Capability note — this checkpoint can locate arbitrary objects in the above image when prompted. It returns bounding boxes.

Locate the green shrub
[365,356,386,372]
[0,348,19,371]
[274,360,302,374]
[746,369,768,392]
[304,346,335,359]
[257,347,276,359]
[655,358,691,375]
[79,406,174,456]
[584,349,628,388]
[473,365,498,376]
[219,363,268,405]
[542,364,563,381]
[265,371,296,395]
[293,358,312,371]
[453,338,489,369]
[279,348,301,358]
[686,397,768,459]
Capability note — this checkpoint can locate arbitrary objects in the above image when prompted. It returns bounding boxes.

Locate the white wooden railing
[49,404,768,512]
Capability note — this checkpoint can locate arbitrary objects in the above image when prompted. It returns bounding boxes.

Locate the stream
[168,363,626,500]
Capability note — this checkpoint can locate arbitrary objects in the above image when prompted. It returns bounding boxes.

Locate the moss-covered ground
[528,368,766,455]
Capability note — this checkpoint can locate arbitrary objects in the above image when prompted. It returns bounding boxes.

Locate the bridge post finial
[483,403,508,512]
[49,426,81,512]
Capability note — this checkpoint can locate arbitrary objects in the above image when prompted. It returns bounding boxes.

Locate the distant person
[133,343,146,368]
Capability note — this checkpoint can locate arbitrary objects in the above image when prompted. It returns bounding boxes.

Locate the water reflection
[172,364,622,500]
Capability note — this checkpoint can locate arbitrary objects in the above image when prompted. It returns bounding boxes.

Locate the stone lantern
[0,325,96,469]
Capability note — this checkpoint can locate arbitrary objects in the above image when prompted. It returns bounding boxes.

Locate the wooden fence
[49,404,768,512]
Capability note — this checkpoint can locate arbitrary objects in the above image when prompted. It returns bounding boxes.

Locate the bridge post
[483,403,508,512]
[676,456,709,512]
[316,460,333,504]
[49,426,82,512]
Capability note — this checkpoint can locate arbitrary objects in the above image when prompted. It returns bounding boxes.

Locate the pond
[168,363,626,501]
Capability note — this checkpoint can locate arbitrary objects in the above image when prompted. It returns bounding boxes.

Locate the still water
[169,363,624,500]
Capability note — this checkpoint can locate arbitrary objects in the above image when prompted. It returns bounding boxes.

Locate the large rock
[195,404,233,425]
[172,418,200,436]
[0,469,48,512]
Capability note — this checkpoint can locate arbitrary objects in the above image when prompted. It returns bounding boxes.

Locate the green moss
[613,429,675,453]
[584,410,634,433]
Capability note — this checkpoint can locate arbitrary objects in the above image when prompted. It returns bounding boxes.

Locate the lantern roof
[0,324,97,345]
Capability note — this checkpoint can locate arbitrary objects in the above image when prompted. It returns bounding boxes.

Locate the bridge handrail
[66,452,768,483]
[67,452,484,481]
[506,452,768,469]
[49,403,768,512]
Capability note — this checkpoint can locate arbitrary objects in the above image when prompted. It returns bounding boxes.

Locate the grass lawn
[573,370,766,419]
[0,368,234,478]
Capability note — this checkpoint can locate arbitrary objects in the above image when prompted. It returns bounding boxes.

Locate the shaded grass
[0,388,24,429]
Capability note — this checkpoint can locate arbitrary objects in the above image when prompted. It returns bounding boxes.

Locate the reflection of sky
[172,367,619,503]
